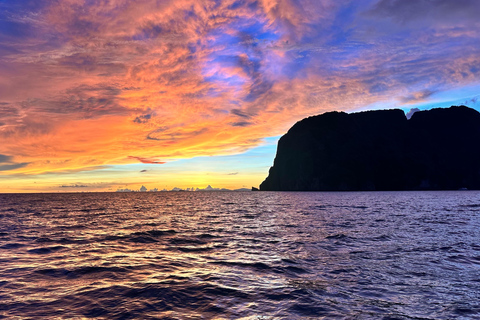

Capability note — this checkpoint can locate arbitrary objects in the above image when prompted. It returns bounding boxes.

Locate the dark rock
[251,187,259,191]
[259,106,480,191]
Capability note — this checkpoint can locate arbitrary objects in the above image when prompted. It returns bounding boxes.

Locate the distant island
[116,185,251,192]
[260,106,480,191]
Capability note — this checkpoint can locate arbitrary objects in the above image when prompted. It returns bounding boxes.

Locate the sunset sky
[0,0,479,192]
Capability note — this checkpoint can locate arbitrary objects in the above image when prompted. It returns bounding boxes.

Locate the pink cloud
[0,0,479,177]
[128,156,166,164]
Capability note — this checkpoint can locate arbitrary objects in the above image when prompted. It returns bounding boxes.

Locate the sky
[0,0,479,192]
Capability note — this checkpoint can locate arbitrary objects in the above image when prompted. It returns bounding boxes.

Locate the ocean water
[1,191,480,319]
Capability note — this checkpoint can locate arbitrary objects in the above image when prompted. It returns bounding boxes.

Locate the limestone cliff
[260,106,480,191]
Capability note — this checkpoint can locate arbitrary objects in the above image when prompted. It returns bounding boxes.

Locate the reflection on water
[1,191,480,319]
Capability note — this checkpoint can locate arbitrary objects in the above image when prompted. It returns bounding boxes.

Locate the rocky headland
[260,106,480,191]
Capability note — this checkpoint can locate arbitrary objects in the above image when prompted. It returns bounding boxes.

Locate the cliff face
[260,106,480,191]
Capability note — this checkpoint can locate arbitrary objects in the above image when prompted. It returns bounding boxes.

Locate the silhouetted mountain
[260,106,480,191]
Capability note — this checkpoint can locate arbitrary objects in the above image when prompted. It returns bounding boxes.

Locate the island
[259,106,480,191]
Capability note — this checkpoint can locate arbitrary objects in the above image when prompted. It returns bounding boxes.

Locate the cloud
[0,0,479,179]
[367,0,480,25]
[406,108,420,120]
[60,184,89,188]
[146,127,209,142]
[0,163,29,171]
[58,182,119,189]
[465,96,478,105]
[230,121,253,127]
[133,113,153,124]
[0,154,12,163]
[401,90,437,104]
[129,156,166,164]
[231,108,253,119]
[0,154,29,171]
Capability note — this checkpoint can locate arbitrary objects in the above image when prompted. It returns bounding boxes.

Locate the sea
[1,191,479,319]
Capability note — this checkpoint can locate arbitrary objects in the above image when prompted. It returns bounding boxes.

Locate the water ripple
[0,191,479,318]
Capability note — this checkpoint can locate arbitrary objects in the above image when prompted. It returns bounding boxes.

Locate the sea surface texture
[1,191,480,319]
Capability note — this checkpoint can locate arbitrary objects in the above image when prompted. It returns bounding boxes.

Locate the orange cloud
[128,156,166,164]
[0,0,479,183]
